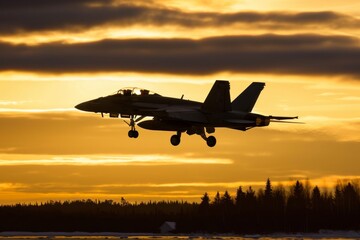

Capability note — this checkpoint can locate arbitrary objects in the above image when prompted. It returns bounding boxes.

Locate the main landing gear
[200,132,216,147]
[170,131,181,146]
[196,126,217,147]
[170,127,217,147]
[206,135,216,147]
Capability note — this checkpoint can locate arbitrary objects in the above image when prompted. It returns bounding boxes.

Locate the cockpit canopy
[115,87,161,96]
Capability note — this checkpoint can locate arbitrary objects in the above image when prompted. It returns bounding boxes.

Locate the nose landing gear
[125,115,144,139]
[128,129,139,138]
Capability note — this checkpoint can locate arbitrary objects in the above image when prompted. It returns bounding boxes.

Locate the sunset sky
[0,0,359,204]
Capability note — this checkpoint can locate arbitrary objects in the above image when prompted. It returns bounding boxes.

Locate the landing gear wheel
[170,135,181,146]
[128,130,134,138]
[128,130,139,138]
[206,136,216,147]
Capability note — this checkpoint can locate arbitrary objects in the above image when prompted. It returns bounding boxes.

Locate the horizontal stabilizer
[270,116,303,124]
[270,120,305,124]
[225,119,255,125]
[232,82,265,112]
[201,80,231,113]
[270,115,298,120]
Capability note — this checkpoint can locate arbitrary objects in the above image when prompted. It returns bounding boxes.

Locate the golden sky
[0,0,359,204]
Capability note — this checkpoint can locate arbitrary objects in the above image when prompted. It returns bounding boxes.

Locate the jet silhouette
[75,80,299,147]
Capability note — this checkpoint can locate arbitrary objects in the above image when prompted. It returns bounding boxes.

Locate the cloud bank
[1,0,359,34]
[1,34,360,77]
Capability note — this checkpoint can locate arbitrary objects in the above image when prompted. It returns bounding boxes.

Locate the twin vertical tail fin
[231,82,265,112]
[201,81,265,113]
[201,80,231,113]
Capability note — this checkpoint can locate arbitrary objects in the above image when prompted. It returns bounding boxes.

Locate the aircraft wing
[131,103,207,123]
[165,108,207,123]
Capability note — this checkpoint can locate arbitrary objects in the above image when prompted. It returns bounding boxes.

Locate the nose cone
[75,97,107,112]
[75,100,99,112]
[75,97,112,113]
[75,102,88,111]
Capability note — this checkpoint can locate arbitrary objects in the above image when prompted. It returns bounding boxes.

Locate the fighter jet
[75,80,299,147]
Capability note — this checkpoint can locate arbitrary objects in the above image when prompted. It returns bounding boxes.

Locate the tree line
[0,179,359,233]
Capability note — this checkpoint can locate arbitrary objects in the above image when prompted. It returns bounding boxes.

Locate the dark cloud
[1,34,360,77]
[0,0,108,9]
[0,0,359,34]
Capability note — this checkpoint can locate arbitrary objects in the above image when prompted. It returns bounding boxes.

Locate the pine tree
[310,185,322,230]
[265,178,273,200]
[342,182,359,227]
[246,186,256,201]
[311,186,321,208]
[200,192,210,207]
[221,190,233,206]
[293,180,305,200]
[213,191,221,205]
[235,186,246,206]
[287,180,307,231]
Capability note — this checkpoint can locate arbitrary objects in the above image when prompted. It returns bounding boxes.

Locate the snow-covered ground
[0,230,360,239]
